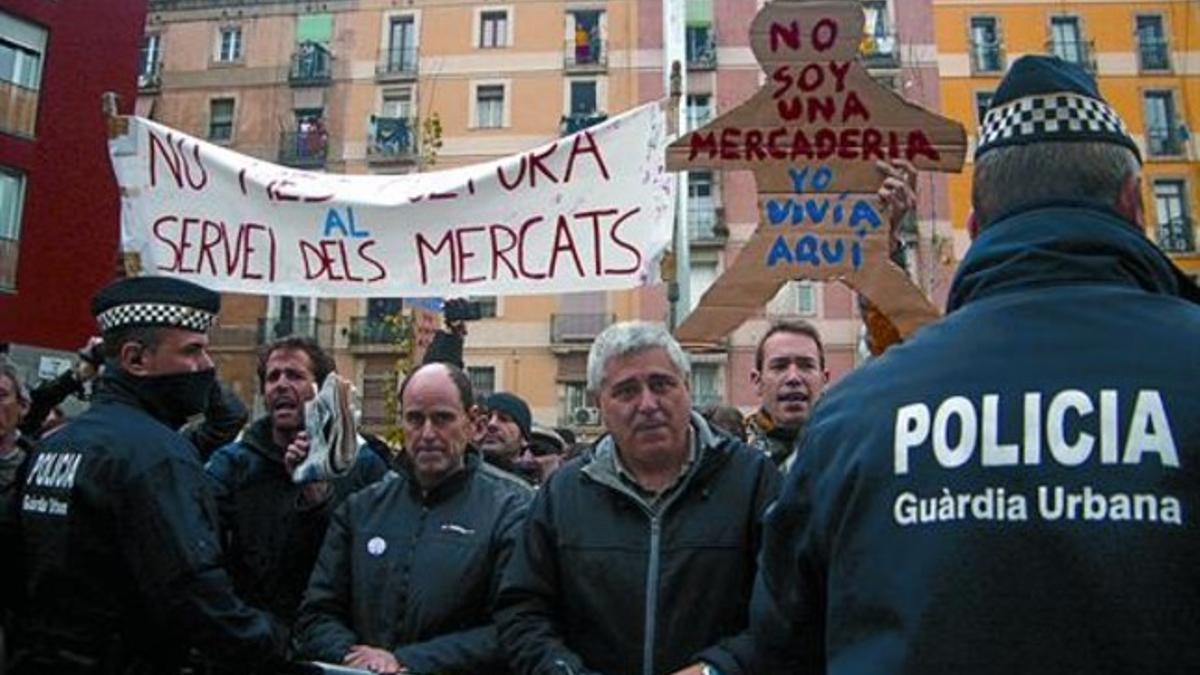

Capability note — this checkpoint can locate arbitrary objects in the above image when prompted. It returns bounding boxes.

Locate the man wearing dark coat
[205,335,387,629]
[750,56,1200,674]
[496,321,780,675]
[13,276,288,674]
[295,362,531,675]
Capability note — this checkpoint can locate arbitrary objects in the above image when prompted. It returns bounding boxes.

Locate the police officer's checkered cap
[91,276,220,333]
[974,55,1140,161]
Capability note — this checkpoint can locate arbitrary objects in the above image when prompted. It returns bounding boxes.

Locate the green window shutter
[296,14,333,44]
[686,0,713,26]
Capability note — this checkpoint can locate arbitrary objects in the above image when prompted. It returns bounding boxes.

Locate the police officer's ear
[1115,172,1146,229]
[118,341,152,377]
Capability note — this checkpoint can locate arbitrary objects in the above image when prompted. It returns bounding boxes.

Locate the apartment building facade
[140,0,951,430]
[935,1,1199,279]
[0,0,147,380]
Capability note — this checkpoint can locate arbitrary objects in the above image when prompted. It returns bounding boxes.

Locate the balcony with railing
[138,62,162,91]
[367,117,418,165]
[861,31,899,69]
[560,113,607,137]
[551,313,614,346]
[257,317,334,346]
[0,80,38,138]
[688,205,727,246]
[278,129,328,168]
[348,315,414,349]
[1146,126,1186,157]
[1046,39,1096,72]
[377,45,418,80]
[1138,37,1171,71]
[289,43,331,86]
[564,37,606,71]
[970,41,1004,74]
[687,30,717,70]
[1158,218,1195,254]
[0,237,18,291]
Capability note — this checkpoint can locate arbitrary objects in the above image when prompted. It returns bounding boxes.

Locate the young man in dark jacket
[295,362,531,675]
[205,336,387,629]
[751,55,1200,674]
[495,321,780,675]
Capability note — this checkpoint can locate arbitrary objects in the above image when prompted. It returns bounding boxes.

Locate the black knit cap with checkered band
[91,276,220,334]
[975,55,1141,162]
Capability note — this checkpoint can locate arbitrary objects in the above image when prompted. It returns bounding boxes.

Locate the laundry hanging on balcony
[107,102,675,298]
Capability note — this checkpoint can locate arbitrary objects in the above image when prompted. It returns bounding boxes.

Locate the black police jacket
[752,206,1200,674]
[17,371,286,671]
[495,413,780,675]
[294,451,531,674]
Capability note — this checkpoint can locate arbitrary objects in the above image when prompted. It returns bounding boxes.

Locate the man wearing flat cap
[13,277,288,674]
[748,56,1200,673]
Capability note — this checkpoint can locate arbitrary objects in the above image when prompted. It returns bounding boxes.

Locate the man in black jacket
[295,362,531,674]
[495,321,780,675]
[13,276,288,674]
[205,336,387,631]
[750,56,1200,674]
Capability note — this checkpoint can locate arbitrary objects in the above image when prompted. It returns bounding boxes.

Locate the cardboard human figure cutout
[668,0,966,344]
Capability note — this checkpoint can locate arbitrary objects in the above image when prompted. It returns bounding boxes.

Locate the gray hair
[972,141,1140,229]
[586,321,691,395]
[0,362,30,404]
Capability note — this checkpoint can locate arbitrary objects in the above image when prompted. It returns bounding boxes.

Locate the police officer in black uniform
[13,277,288,674]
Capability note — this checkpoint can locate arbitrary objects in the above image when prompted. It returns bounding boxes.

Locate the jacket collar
[239,416,286,463]
[582,411,732,491]
[396,449,478,504]
[948,204,1188,313]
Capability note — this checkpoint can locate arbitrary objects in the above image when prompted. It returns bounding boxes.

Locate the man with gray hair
[750,56,1200,673]
[496,321,779,675]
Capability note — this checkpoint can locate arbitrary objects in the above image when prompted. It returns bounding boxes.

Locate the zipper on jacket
[642,516,661,675]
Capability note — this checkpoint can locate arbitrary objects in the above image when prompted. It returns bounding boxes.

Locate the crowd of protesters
[0,56,1197,675]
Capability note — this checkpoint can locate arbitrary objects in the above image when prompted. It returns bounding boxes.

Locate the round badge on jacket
[367,536,387,556]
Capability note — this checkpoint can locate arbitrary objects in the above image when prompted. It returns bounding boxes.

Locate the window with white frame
[690,363,721,409]
[208,98,235,141]
[688,171,718,240]
[569,80,597,116]
[1143,90,1182,157]
[689,260,718,312]
[467,366,496,399]
[475,84,505,128]
[479,10,508,48]
[0,168,25,290]
[1153,179,1193,253]
[381,88,413,120]
[0,12,46,138]
[768,281,817,316]
[139,34,161,77]
[561,381,589,425]
[216,26,242,62]
[686,93,713,131]
[1049,16,1083,65]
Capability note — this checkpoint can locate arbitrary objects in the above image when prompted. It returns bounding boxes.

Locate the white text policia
[893,389,1178,475]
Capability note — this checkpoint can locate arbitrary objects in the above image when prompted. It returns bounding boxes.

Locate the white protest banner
[109,103,675,298]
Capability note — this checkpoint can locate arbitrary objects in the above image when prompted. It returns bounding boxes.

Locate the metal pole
[663,0,689,329]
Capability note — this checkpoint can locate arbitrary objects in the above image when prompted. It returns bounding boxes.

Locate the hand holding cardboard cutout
[667,0,966,344]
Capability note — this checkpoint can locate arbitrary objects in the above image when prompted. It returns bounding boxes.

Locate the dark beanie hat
[91,276,220,333]
[486,392,532,440]
[975,55,1140,162]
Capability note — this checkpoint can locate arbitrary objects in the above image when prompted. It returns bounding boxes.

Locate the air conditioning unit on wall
[572,406,601,426]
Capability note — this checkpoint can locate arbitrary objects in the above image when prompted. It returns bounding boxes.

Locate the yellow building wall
[935,2,1200,275]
